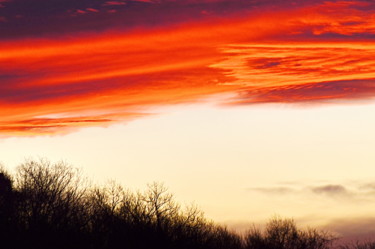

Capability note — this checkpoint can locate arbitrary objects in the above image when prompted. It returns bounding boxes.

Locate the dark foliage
[0,159,337,249]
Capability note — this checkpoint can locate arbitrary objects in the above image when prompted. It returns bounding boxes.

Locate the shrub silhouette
[0,159,339,249]
[244,217,334,249]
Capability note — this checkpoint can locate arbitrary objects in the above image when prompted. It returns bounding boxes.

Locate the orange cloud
[0,112,147,136]
[297,1,375,36]
[212,42,375,104]
[1,0,375,136]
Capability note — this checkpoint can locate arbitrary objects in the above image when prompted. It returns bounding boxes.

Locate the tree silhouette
[244,217,334,249]
[14,159,89,249]
[0,167,16,248]
[0,159,342,249]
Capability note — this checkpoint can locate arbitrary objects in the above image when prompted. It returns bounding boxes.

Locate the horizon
[1,0,375,242]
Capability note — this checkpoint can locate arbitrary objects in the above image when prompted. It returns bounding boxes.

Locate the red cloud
[0,112,149,136]
[103,1,126,6]
[226,79,375,105]
[1,0,375,136]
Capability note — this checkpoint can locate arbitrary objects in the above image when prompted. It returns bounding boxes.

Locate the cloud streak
[311,184,351,197]
[248,180,375,201]
[1,0,375,135]
[248,187,295,195]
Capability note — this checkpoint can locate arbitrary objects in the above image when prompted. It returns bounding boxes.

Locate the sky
[1,0,375,240]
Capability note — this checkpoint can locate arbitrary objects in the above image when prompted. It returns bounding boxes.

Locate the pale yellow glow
[1,102,375,232]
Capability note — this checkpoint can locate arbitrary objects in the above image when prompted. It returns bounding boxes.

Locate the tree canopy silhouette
[0,159,337,249]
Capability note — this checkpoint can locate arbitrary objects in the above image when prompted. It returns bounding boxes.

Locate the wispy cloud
[248,180,375,201]
[226,79,375,104]
[0,112,148,136]
[248,187,295,195]
[103,1,126,6]
[311,184,350,197]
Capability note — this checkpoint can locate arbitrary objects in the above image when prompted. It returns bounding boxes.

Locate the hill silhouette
[0,159,371,249]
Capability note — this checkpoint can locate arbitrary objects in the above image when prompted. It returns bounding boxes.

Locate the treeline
[0,159,369,249]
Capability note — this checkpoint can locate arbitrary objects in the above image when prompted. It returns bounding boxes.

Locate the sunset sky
[1,0,375,239]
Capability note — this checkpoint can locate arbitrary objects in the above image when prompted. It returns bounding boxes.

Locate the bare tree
[244,217,335,249]
[0,159,341,249]
[142,182,179,231]
[15,159,88,234]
